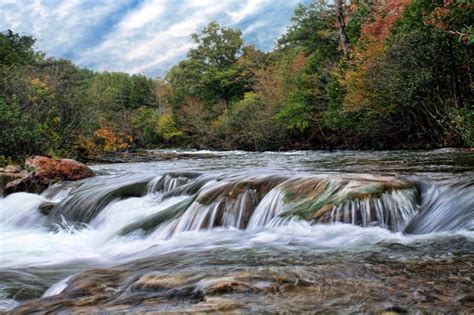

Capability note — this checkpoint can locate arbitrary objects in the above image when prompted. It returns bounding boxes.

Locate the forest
[1,0,473,162]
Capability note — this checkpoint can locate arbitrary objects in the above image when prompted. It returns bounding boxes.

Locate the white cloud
[117,0,166,33]
[1,0,128,56]
[227,0,265,24]
[0,0,307,76]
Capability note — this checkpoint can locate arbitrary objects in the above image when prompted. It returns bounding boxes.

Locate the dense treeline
[1,0,473,161]
[0,31,165,158]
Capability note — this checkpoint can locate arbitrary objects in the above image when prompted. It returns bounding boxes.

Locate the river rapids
[1,150,473,313]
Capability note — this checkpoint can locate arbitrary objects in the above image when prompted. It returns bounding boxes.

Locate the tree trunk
[335,0,350,57]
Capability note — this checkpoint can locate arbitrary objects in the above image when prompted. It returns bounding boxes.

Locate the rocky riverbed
[4,234,474,313]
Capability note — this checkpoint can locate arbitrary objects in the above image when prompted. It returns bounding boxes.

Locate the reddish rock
[25,156,95,181]
[4,156,94,195]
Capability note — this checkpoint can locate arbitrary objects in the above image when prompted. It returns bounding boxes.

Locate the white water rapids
[0,150,473,311]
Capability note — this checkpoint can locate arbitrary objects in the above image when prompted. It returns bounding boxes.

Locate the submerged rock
[273,175,419,231]
[3,156,95,196]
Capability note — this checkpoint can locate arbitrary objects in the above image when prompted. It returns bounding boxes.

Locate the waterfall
[1,172,472,239]
[329,188,418,232]
[247,189,285,229]
[403,179,474,234]
[0,193,47,228]
[106,174,470,236]
[47,174,153,225]
[147,172,201,194]
[2,150,473,314]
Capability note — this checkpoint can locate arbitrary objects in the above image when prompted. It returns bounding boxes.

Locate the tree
[166,22,248,113]
[278,1,339,63]
[189,21,243,68]
[0,30,39,65]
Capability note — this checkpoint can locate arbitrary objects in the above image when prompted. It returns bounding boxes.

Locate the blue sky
[1,0,309,77]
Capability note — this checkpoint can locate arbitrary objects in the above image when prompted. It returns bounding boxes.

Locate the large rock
[25,156,95,181]
[4,156,95,196]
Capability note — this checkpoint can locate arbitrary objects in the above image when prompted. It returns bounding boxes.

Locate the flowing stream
[1,149,473,313]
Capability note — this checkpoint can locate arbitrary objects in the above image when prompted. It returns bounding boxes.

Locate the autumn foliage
[80,122,133,154]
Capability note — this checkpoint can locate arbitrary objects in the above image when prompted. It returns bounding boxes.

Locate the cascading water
[403,177,474,233]
[1,150,473,313]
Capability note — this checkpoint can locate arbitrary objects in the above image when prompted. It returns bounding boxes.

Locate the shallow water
[93,148,474,177]
[1,149,473,313]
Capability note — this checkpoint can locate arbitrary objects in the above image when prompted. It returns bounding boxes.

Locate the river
[1,149,473,313]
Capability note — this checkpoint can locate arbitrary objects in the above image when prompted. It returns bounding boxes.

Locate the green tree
[167,22,248,113]
[0,30,39,65]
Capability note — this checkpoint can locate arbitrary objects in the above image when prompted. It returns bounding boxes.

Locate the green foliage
[166,21,249,112]
[278,1,338,60]
[221,92,287,150]
[0,98,40,157]
[189,21,243,68]
[1,0,473,156]
[129,74,156,109]
[323,78,347,131]
[129,106,161,144]
[0,30,39,65]
[362,0,473,146]
[277,97,312,132]
[0,155,18,167]
[89,72,156,114]
[345,4,371,45]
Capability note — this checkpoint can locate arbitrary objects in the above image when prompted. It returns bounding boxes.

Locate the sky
[1,0,309,77]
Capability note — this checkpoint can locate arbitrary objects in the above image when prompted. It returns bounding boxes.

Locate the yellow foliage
[288,51,306,77]
[80,123,133,154]
[157,114,183,140]
[28,77,51,103]
[341,63,376,112]
[30,78,49,91]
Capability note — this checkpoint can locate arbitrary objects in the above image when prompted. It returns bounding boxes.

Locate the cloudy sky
[1,0,309,77]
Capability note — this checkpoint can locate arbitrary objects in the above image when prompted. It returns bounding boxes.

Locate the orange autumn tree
[80,120,133,154]
[341,0,411,112]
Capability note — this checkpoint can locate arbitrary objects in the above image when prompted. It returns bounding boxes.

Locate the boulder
[4,156,95,196]
[25,156,95,181]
